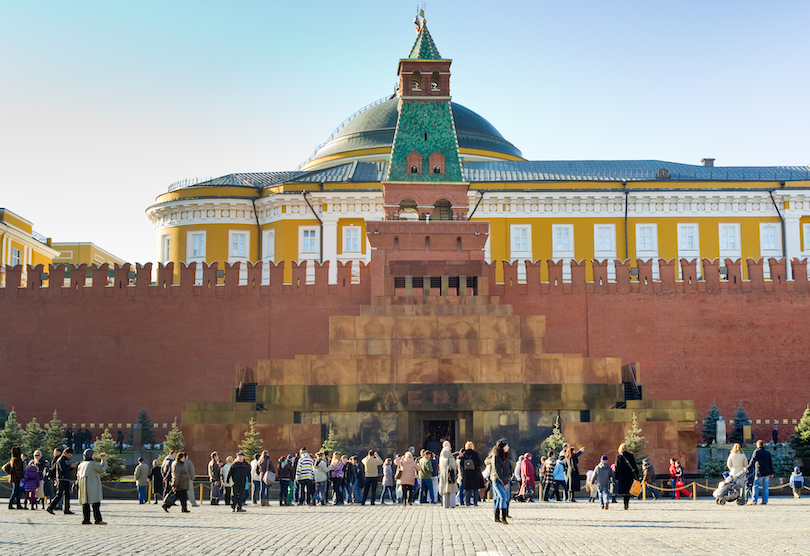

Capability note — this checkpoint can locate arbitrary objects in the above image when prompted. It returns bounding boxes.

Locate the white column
[785,215,801,281]
[322,218,338,284]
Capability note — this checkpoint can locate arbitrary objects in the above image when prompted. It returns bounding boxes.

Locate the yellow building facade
[146,26,810,285]
[0,208,60,287]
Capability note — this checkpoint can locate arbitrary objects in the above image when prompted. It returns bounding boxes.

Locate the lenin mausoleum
[2,16,810,471]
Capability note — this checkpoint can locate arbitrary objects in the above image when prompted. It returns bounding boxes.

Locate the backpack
[463,457,475,471]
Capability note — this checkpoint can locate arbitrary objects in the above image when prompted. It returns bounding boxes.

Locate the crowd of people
[4,437,802,525]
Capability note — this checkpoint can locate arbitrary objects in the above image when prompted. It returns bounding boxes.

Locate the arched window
[411,166,419,174]
[411,71,422,91]
[398,198,419,220]
[406,151,423,174]
[431,71,440,91]
[432,199,452,221]
[433,166,441,174]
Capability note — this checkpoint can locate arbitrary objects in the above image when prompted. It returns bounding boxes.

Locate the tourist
[790,466,803,499]
[221,456,234,506]
[430,450,440,505]
[489,438,513,524]
[418,450,434,504]
[438,441,459,508]
[518,452,535,502]
[585,469,596,502]
[379,458,396,504]
[150,460,163,504]
[116,430,124,454]
[208,452,221,505]
[553,452,566,502]
[329,452,344,505]
[726,443,748,478]
[250,453,262,505]
[258,450,276,506]
[746,440,774,505]
[641,458,658,500]
[160,451,176,499]
[295,448,316,506]
[23,460,41,509]
[351,455,364,503]
[2,445,24,510]
[342,455,355,503]
[669,458,679,499]
[394,451,420,506]
[48,448,63,510]
[542,451,559,502]
[76,448,107,525]
[46,447,76,514]
[164,452,190,513]
[615,443,639,510]
[459,441,483,506]
[227,452,251,512]
[277,455,293,506]
[134,457,150,504]
[361,450,383,505]
[592,455,614,510]
[564,445,584,502]
[314,451,331,505]
[185,456,197,507]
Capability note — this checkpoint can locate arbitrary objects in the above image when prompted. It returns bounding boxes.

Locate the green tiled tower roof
[408,22,442,60]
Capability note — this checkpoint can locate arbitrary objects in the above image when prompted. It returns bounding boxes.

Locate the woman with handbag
[438,441,459,509]
[615,443,640,510]
[258,451,276,506]
[393,452,420,506]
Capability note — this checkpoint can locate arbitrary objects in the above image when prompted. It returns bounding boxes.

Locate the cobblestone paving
[1,497,808,555]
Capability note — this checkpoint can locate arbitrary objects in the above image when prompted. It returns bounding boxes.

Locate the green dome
[307,98,523,164]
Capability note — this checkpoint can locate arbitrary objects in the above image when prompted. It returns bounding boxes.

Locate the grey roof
[307,98,523,162]
[462,160,810,183]
[169,159,810,193]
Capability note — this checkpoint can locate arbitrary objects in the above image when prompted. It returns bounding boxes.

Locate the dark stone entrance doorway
[423,420,455,454]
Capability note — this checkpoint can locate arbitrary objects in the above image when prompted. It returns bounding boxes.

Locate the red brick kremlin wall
[0,256,807,443]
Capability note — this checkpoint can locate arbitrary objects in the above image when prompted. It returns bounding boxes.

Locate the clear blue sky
[2,0,809,264]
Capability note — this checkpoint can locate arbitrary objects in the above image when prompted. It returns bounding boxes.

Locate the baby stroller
[713,471,747,505]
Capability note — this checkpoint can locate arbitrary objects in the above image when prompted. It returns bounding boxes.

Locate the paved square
[1,497,808,555]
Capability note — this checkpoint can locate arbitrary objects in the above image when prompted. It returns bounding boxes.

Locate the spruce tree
[789,407,810,457]
[623,413,648,461]
[540,415,566,456]
[93,428,125,480]
[43,410,65,456]
[702,402,721,445]
[22,417,46,457]
[238,418,263,460]
[129,409,156,446]
[0,402,8,430]
[771,444,796,477]
[700,444,726,479]
[729,404,750,445]
[163,420,185,455]
[0,410,25,462]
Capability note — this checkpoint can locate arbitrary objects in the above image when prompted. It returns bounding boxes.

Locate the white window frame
[343,226,361,254]
[11,247,22,267]
[803,223,810,253]
[635,223,659,280]
[299,226,320,283]
[759,222,782,279]
[552,224,575,281]
[160,235,171,264]
[718,223,741,262]
[262,229,275,284]
[228,230,250,285]
[677,223,701,280]
[593,224,616,280]
[186,231,206,285]
[509,224,532,283]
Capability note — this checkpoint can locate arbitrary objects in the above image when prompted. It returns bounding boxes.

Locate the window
[262,229,275,285]
[552,224,575,281]
[190,232,205,258]
[677,224,701,280]
[186,231,206,285]
[718,223,741,260]
[11,247,22,267]
[160,235,171,264]
[302,229,318,254]
[231,233,247,258]
[509,224,532,283]
[635,224,659,280]
[299,226,320,284]
[593,225,616,280]
[760,223,781,279]
[343,226,360,253]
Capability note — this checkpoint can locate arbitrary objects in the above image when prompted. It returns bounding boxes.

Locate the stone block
[479,315,520,339]
[519,338,544,355]
[329,340,356,355]
[356,339,393,355]
[394,316,438,339]
[329,316,356,340]
[519,315,546,339]
[436,315,479,339]
[523,356,565,383]
[354,316,395,339]
[437,356,480,383]
[449,339,483,355]
[480,355,523,383]
[482,339,520,355]
[565,355,585,383]
[396,358,439,383]
[311,358,356,385]
[357,358,397,384]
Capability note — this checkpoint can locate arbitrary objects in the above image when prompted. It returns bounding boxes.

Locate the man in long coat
[77,449,108,525]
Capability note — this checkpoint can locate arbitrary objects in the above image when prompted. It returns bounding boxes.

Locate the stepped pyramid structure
[182,221,697,466]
